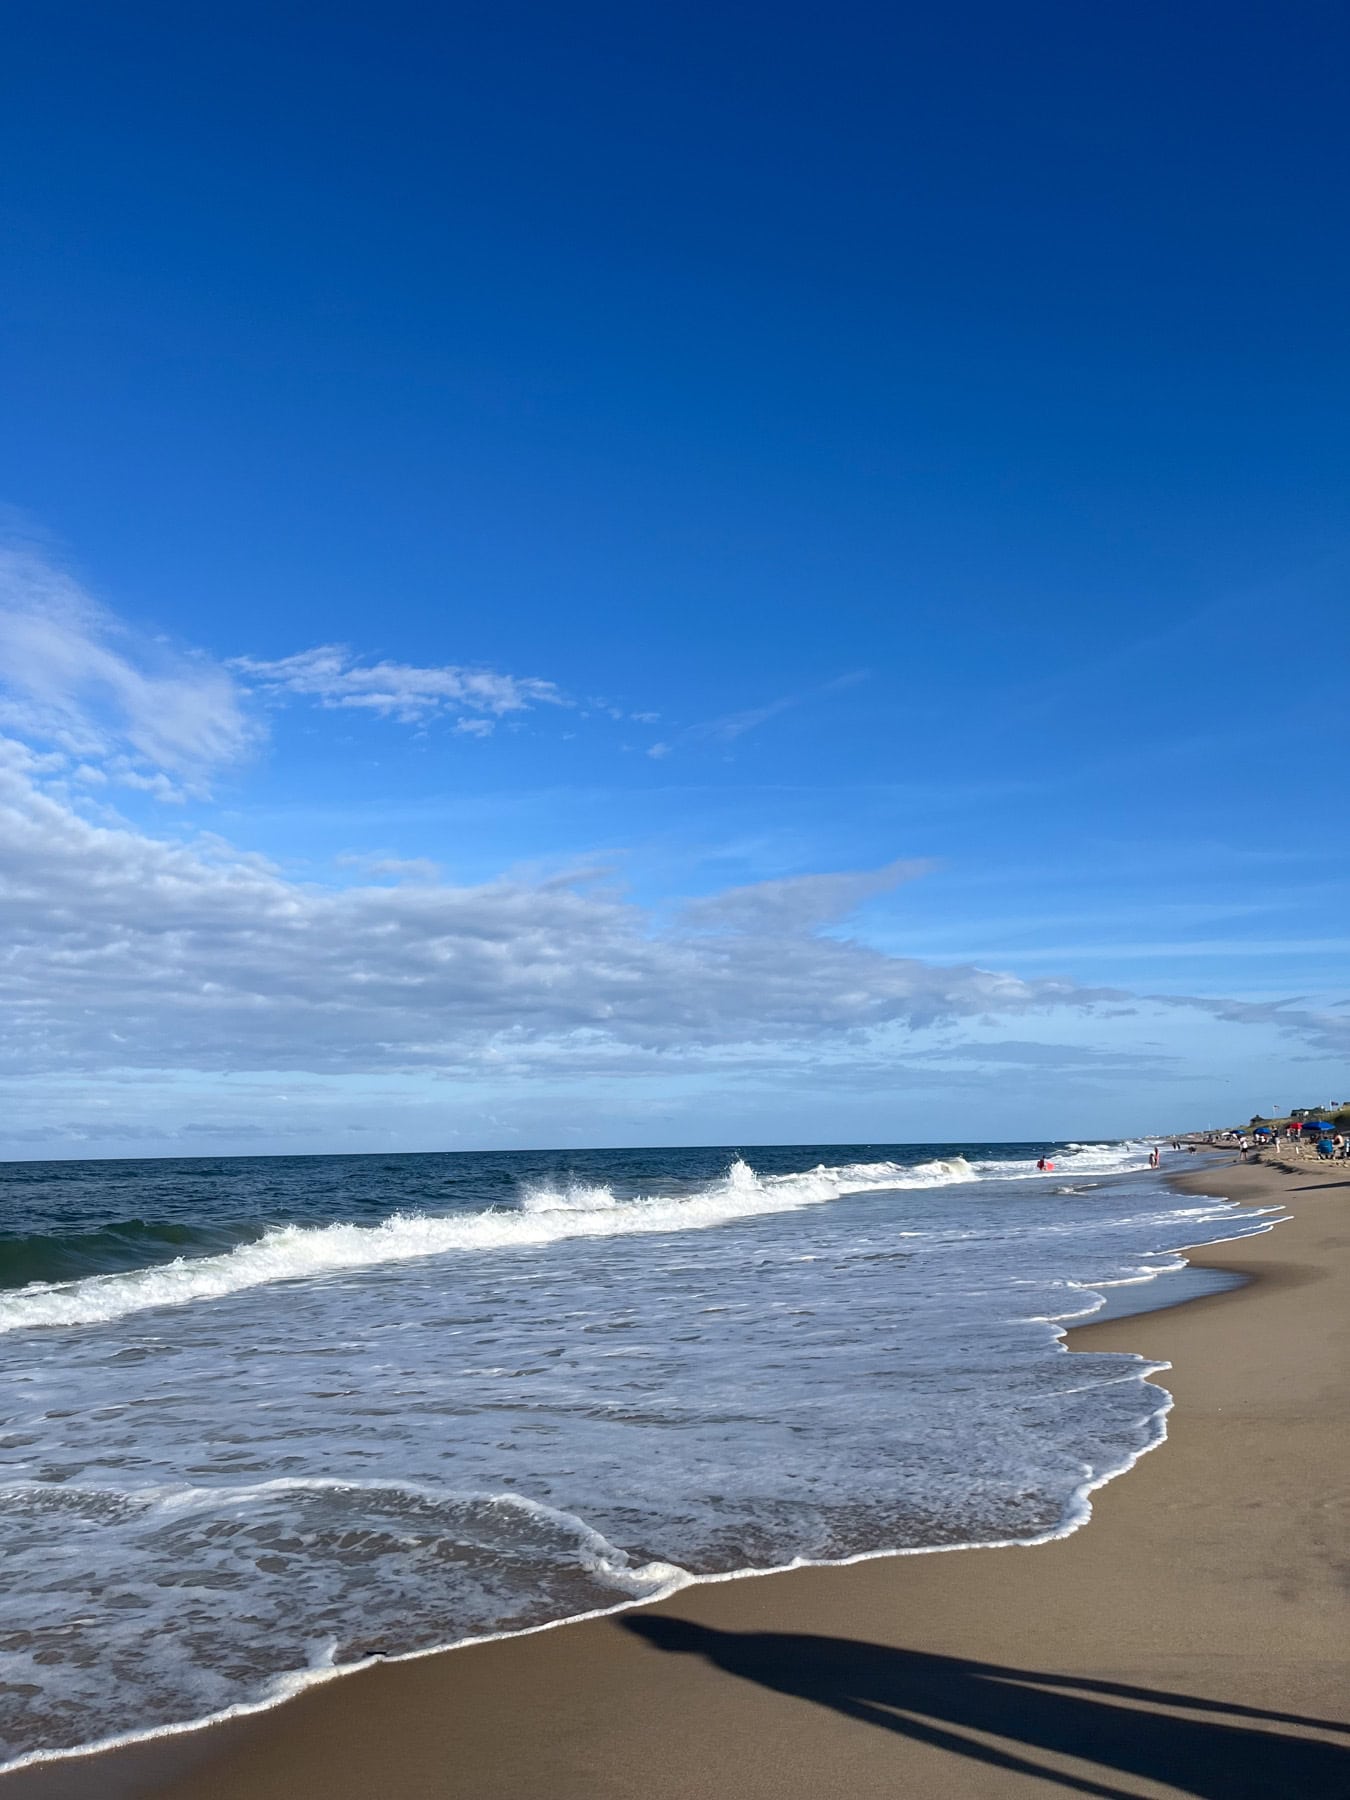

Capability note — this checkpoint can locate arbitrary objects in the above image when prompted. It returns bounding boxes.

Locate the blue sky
[1,2,1347,1157]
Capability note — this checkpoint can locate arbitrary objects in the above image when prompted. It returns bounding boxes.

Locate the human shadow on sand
[623,1618,1349,1799]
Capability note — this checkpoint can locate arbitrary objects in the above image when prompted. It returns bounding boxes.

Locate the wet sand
[8,1156,1348,1798]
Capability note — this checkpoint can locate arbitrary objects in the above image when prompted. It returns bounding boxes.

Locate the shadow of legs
[624,1619,1350,1800]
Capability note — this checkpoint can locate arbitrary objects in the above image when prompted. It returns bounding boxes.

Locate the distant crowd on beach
[1186,1124,1350,1163]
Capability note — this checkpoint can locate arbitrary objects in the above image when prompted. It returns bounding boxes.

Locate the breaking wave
[0,1143,1153,1336]
[0,1155,973,1334]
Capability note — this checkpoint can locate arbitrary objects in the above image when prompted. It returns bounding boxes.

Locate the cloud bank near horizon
[1,539,1344,1136]
[0,734,1098,1079]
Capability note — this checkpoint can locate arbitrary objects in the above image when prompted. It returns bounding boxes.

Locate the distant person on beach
[1036,1156,1054,1172]
[1148,1147,1160,1169]
[1239,1135,1250,1161]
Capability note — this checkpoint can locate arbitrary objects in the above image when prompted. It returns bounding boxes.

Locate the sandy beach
[7,1153,1347,1799]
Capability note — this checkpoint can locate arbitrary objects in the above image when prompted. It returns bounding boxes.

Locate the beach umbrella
[1304,1120,1332,1132]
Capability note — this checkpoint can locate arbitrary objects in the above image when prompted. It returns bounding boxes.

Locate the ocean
[0,1140,1270,1772]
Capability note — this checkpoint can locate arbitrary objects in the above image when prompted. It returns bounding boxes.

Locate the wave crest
[0,1154,971,1334]
[0,1145,1155,1337]
[520,1181,621,1214]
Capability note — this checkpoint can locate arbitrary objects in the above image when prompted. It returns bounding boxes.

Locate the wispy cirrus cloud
[1158,992,1350,1058]
[233,644,566,729]
[0,541,601,792]
[644,673,868,761]
[646,695,796,760]
[0,543,255,793]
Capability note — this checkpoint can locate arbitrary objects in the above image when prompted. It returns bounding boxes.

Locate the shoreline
[6,1155,1347,1797]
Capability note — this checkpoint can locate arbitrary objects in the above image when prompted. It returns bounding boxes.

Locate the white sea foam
[0,1473,694,1775]
[0,1413,1172,1782]
[520,1180,621,1214]
[0,1154,974,1334]
[0,1473,688,1598]
[970,1140,1154,1181]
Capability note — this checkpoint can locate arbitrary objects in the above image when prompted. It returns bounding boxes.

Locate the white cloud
[0,751,1102,1080]
[5,541,1329,1116]
[0,544,254,789]
[234,644,565,723]
[0,542,595,818]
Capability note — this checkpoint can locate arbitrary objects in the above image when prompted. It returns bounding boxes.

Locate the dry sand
[6,1155,1347,1799]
